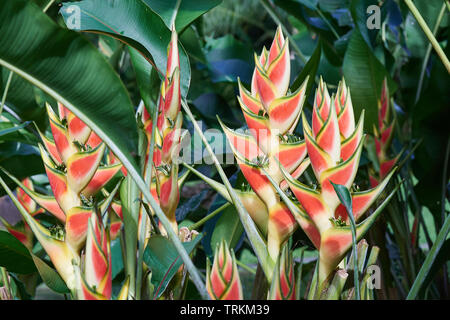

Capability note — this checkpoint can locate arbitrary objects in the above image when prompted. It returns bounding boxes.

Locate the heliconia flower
[219,26,313,262]
[11,103,122,253]
[206,240,243,300]
[77,213,112,300]
[141,28,182,235]
[6,187,80,290]
[279,78,395,286]
[370,78,400,187]
[0,178,44,249]
[268,244,295,300]
[0,216,34,250]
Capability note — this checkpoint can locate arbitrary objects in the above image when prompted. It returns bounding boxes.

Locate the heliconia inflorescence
[206,240,243,300]
[279,78,395,287]
[370,78,400,188]
[5,103,121,293]
[141,27,182,235]
[268,244,296,300]
[219,26,310,263]
[77,213,112,300]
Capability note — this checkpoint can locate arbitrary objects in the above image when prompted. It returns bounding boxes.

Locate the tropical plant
[0,0,448,303]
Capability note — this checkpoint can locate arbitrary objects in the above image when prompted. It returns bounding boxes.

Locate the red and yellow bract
[220,26,310,263]
[280,78,395,285]
[206,240,243,300]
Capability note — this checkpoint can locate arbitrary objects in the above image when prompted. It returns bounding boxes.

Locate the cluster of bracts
[1,27,398,300]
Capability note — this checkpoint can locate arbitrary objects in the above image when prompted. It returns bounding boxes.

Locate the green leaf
[407,214,450,300]
[318,0,347,12]
[0,0,209,300]
[0,67,50,130]
[0,143,43,196]
[342,28,396,131]
[60,0,191,98]
[180,27,207,65]
[111,238,124,280]
[0,0,139,172]
[330,182,352,215]
[30,253,70,294]
[0,121,31,138]
[143,234,203,299]
[143,0,222,32]
[0,230,36,274]
[210,205,244,251]
[291,39,322,95]
[119,174,140,297]
[128,46,160,116]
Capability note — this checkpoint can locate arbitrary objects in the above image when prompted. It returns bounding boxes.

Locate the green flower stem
[135,100,159,300]
[348,212,360,300]
[135,209,147,300]
[169,0,182,28]
[407,214,450,299]
[404,0,450,73]
[331,182,360,300]
[188,202,231,231]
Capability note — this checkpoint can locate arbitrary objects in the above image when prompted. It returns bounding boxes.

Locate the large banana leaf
[0,0,207,298]
[60,0,191,98]
[0,0,138,166]
[343,28,397,131]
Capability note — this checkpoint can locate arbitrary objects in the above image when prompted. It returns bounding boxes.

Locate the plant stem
[236,260,257,275]
[0,71,13,116]
[0,267,12,299]
[441,138,450,226]
[188,202,230,231]
[169,0,182,29]
[136,97,159,300]
[415,2,446,104]
[407,214,450,299]
[440,138,450,296]
[404,0,450,73]
[295,247,306,300]
[348,213,360,300]
[135,213,147,300]
[43,0,55,13]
